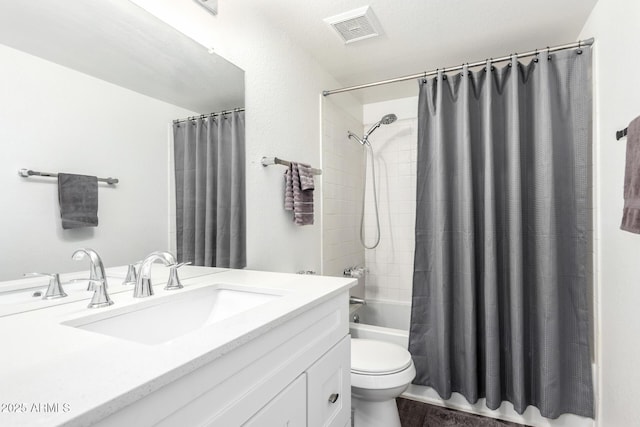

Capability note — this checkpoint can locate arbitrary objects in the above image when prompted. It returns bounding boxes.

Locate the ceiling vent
[324,6,383,44]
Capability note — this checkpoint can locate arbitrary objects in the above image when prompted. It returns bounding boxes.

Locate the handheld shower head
[380,113,397,125]
[363,113,398,140]
[347,112,397,146]
[345,112,398,248]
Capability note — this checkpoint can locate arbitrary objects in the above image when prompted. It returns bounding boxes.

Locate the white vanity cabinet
[307,336,351,427]
[244,374,307,426]
[94,291,351,427]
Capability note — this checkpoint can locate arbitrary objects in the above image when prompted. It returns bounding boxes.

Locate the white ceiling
[248,0,599,103]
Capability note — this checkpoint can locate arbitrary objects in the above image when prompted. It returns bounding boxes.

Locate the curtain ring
[577,40,583,55]
[442,67,447,80]
[533,48,539,63]
[547,46,552,61]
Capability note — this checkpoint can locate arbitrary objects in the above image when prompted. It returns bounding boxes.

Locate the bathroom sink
[63,285,281,345]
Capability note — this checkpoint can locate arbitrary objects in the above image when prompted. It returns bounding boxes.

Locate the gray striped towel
[622,115,640,233]
[284,162,314,225]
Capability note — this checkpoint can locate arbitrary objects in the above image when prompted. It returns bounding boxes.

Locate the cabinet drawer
[307,335,351,427]
[243,374,306,426]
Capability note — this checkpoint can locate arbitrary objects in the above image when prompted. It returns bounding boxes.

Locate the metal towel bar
[261,157,322,175]
[18,169,119,185]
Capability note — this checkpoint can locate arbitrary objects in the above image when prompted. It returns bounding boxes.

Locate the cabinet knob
[328,393,339,404]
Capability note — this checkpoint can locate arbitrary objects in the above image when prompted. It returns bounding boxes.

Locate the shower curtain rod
[323,38,594,96]
[173,107,245,124]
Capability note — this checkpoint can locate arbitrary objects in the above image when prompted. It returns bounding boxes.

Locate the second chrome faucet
[134,251,188,298]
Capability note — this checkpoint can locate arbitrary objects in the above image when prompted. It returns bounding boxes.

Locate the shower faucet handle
[343,266,367,278]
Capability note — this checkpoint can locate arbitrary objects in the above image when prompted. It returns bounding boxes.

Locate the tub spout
[349,296,366,305]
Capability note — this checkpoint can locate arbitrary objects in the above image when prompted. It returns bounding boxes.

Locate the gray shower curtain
[173,111,246,268]
[409,49,593,418]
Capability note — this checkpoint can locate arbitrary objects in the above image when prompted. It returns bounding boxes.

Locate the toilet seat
[351,339,413,375]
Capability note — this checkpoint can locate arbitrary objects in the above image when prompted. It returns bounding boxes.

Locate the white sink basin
[63,285,281,345]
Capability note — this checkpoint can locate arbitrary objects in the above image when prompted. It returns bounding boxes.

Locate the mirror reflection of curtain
[410,49,593,418]
[173,111,246,268]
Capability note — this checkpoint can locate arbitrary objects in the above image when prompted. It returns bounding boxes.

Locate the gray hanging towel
[298,163,315,191]
[284,162,314,225]
[621,115,640,233]
[58,173,98,229]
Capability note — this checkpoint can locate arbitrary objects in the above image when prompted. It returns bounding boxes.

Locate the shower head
[347,112,397,146]
[380,113,397,125]
[363,112,397,140]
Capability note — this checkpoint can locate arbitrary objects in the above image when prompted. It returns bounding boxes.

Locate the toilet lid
[351,339,413,375]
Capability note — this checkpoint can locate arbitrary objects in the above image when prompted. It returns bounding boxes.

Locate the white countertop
[0,267,354,426]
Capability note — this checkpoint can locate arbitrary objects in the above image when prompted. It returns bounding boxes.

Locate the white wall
[129,0,361,274]
[362,97,418,303]
[0,44,196,279]
[321,97,364,292]
[580,1,640,426]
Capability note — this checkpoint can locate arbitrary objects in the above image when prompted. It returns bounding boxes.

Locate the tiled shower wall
[321,97,365,294]
[362,97,418,303]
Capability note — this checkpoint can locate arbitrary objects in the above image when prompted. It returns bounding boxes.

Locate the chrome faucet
[134,251,176,298]
[72,248,108,291]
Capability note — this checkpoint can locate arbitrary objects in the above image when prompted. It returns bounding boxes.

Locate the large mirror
[0,0,245,280]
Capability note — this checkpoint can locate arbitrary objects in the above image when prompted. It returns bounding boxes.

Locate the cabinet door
[307,335,351,427]
[243,374,306,427]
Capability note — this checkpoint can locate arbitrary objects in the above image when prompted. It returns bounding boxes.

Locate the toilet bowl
[351,338,416,427]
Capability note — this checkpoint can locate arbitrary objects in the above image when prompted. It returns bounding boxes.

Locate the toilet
[350,338,416,427]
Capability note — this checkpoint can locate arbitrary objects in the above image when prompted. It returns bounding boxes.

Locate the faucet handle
[123,261,141,286]
[24,273,67,300]
[165,262,191,290]
[343,266,367,278]
[85,279,113,309]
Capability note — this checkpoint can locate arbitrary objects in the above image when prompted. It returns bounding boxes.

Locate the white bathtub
[349,300,594,427]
